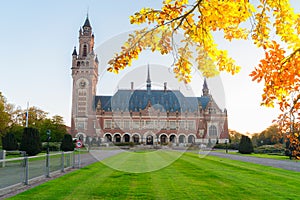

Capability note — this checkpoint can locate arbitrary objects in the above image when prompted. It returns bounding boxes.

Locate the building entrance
[146,135,153,145]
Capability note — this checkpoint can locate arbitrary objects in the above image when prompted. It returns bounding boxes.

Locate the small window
[83,45,87,57]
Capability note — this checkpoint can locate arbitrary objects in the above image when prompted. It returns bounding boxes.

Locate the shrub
[238,135,254,154]
[254,145,285,155]
[60,134,75,151]
[19,128,42,156]
[114,142,135,147]
[42,142,61,152]
[1,133,18,150]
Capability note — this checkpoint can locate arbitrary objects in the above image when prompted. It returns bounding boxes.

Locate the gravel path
[205,151,300,172]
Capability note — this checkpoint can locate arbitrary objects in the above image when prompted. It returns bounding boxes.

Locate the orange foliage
[108,0,300,158]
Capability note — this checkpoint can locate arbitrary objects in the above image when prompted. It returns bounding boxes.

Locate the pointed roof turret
[146,64,151,94]
[95,55,99,63]
[72,46,77,56]
[147,64,151,83]
[83,15,91,28]
[202,78,209,96]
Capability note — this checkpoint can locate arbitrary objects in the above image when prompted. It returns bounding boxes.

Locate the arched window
[179,135,185,143]
[188,135,195,143]
[83,44,87,57]
[209,125,217,137]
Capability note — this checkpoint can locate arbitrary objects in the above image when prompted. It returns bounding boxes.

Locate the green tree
[60,134,74,152]
[239,135,254,154]
[0,92,11,139]
[1,133,18,150]
[20,127,42,156]
[38,115,67,142]
[7,125,24,143]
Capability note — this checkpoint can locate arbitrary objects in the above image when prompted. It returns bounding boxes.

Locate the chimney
[131,82,134,91]
[164,82,167,92]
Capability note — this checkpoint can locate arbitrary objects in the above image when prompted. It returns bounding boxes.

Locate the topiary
[60,134,74,151]
[19,128,42,156]
[238,135,254,154]
[1,133,18,150]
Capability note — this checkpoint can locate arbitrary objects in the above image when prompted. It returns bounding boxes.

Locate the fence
[0,151,83,195]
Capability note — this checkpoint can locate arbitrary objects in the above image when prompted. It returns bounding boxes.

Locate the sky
[0,0,299,134]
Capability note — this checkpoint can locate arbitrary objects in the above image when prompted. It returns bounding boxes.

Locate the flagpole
[25,102,29,127]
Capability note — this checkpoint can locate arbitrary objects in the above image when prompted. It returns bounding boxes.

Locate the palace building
[70,16,229,145]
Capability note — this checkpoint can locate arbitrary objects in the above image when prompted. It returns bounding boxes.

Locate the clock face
[79,80,86,88]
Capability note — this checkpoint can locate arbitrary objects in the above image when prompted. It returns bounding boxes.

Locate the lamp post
[46,130,51,178]
[46,130,51,154]
[225,139,228,153]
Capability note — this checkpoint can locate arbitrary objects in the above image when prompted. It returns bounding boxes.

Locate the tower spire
[146,64,151,94]
[202,78,209,96]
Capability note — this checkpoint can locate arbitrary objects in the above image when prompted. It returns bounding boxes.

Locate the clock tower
[71,16,99,139]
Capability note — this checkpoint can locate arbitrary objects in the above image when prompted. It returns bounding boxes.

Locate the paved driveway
[205,151,300,172]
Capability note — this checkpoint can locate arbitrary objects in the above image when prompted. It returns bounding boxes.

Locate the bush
[238,135,254,154]
[254,145,285,155]
[19,128,42,156]
[114,142,135,147]
[42,142,61,152]
[1,133,18,150]
[60,134,75,151]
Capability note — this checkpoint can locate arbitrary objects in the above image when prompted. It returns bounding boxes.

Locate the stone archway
[179,135,186,143]
[160,134,167,144]
[169,135,176,143]
[104,134,112,142]
[114,134,121,143]
[124,134,130,142]
[75,132,86,143]
[146,135,153,145]
[188,135,195,143]
[133,134,140,144]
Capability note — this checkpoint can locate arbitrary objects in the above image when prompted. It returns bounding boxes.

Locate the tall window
[83,44,87,57]
[169,120,177,130]
[132,120,140,129]
[77,89,87,116]
[187,120,195,130]
[104,120,112,129]
[178,120,185,130]
[159,120,167,129]
[124,120,130,130]
[209,125,217,137]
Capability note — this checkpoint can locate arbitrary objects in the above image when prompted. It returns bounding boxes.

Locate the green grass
[8,150,300,200]
[212,149,292,160]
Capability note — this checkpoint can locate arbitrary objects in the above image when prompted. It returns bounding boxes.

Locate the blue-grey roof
[83,17,91,27]
[95,89,211,112]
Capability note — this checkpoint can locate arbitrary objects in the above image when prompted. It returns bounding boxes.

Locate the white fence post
[0,150,6,167]
[24,156,29,185]
[45,154,50,178]
[61,152,65,172]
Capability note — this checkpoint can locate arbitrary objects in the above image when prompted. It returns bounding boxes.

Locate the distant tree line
[0,92,73,155]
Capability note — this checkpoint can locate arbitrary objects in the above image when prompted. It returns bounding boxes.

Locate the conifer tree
[20,127,42,156]
[60,134,74,152]
[239,135,254,154]
[1,133,18,150]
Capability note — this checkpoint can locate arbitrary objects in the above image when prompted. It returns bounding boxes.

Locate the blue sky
[0,0,299,134]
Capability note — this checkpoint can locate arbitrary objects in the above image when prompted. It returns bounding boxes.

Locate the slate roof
[95,89,211,112]
[83,17,91,28]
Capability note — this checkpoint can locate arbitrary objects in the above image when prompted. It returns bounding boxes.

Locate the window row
[103,120,196,130]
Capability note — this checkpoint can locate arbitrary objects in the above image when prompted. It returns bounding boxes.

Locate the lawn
[8,150,300,200]
[212,149,292,160]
